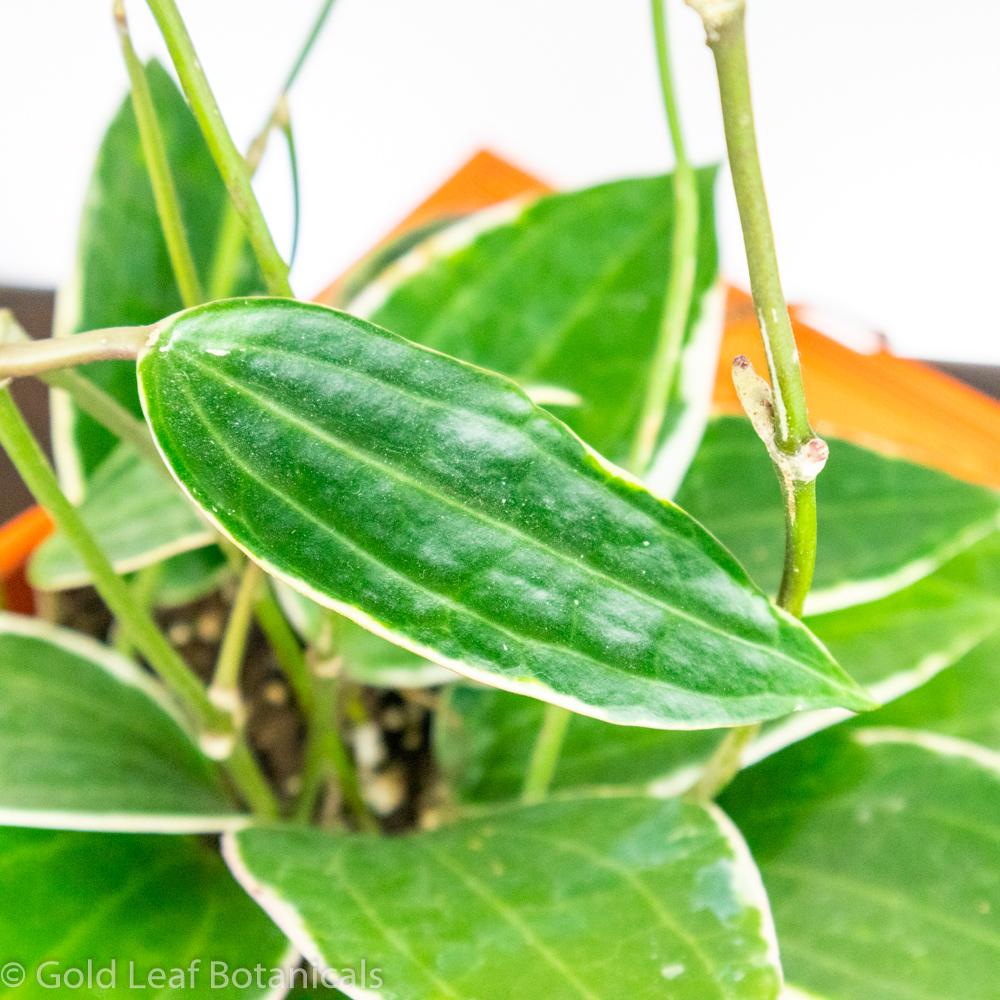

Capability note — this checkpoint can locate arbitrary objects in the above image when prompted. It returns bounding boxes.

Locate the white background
[1,0,997,362]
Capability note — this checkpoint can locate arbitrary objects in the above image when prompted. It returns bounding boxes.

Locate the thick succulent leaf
[861,633,1000,749]
[350,172,724,490]
[55,60,261,485]
[439,533,1000,802]
[0,827,292,998]
[138,298,871,728]
[29,444,213,591]
[0,613,244,832]
[276,583,453,689]
[722,729,1000,1000]
[677,417,1000,613]
[226,797,781,999]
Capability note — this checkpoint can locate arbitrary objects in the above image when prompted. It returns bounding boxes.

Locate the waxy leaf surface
[438,534,1000,802]
[29,443,213,591]
[722,730,1000,1000]
[227,797,782,999]
[138,299,870,728]
[862,633,1000,750]
[351,172,723,490]
[677,417,1000,613]
[0,613,242,832]
[0,827,291,998]
[57,60,260,483]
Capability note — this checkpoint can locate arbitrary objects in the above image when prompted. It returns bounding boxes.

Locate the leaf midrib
[181,352,830,683]
[175,380,737,709]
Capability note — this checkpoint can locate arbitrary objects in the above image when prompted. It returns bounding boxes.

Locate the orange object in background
[4,150,998,610]
[320,149,1000,489]
[0,506,52,613]
[719,291,1000,488]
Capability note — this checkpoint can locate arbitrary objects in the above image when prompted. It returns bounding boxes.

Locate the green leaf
[337,215,464,306]
[226,797,782,999]
[155,545,232,608]
[0,827,292,998]
[276,583,453,689]
[859,633,1000,750]
[721,728,1000,1000]
[138,298,871,728]
[350,172,724,490]
[677,417,1000,612]
[439,534,1000,802]
[56,60,261,485]
[29,443,213,592]
[0,612,244,832]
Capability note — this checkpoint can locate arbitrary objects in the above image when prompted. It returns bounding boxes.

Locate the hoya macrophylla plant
[0,613,244,833]
[346,170,725,496]
[224,796,784,999]
[0,0,997,996]
[134,297,871,728]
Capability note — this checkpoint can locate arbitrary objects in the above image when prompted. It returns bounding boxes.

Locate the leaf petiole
[629,0,701,475]
[207,0,337,299]
[0,311,158,464]
[114,0,204,308]
[208,561,264,722]
[0,325,149,379]
[521,703,573,804]
[144,0,293,297]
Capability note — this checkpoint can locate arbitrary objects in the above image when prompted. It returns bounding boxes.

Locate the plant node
[684,0,745,42]
[731,355,828,486]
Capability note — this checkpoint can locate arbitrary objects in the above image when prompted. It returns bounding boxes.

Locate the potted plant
[0,1,997,997]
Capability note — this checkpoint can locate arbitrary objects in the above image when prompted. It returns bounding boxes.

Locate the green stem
[44,368,160,465]
[0,388,221,732]
[144,0,293,297]
[113,561,163,655]
[216,541,316,713]
[295,616,374,829]
[280,0,339,95]
[1,310,158,465]
[629,0,700,474]
[0,389,278,815]
[685,0,821,801]
[115,0,203,308]
[227,738,280,818]
[207,0,336,299]
[0,325,148,379]
[296,671,374,830]
[705,3,818,605]
[706,5,811,453]
[255,595,315,718]
[209,561,263,714]
[777,478,817,617]
[521,703,573,804]
[686,722,759,803]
